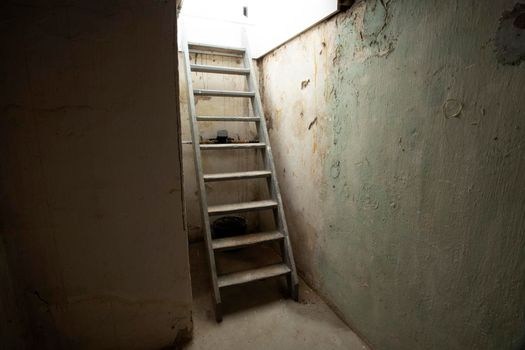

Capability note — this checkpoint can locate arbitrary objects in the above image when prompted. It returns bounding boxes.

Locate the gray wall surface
[0,1,192,348]
[260,1,525,349]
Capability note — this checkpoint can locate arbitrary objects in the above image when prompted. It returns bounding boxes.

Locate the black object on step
[212,216,247,239]
[208,129,233,143]
[217,129,228,143]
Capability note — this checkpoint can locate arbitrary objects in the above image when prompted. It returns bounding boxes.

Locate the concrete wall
[0,1,192,348]
[0,237,26,349]
[260,1,525,349]
[179,53,265,240]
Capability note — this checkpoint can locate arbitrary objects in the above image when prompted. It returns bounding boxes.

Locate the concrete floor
[183,242,369,350]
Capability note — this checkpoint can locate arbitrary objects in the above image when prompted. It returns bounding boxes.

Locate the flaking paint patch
[495,2,525,65]
[301,79,311,89]
[349,0,396,63]
[330,160,341,179]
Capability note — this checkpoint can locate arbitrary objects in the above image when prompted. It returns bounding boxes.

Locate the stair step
[217,263,291,288]
[200,143,265,150]
[191,64,250,75]
[197,116,260,122]
[189,49,243,58]
[204,170,271,182]
[208,200,277,215]
[212,231,284,250]
[188,42,245,56]
[194,89,255,98]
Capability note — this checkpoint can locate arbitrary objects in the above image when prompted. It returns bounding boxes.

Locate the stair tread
[191,64,250,75]
[204,170,271,182]
[208,200,277,215]
[200,143,265,150]
[197,116,260,122]
[212,231,284,250]
[188,42,245,55]
[194,89,255,97]
[218,263,291,288]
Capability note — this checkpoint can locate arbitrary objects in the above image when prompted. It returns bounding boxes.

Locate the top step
[188,42,245,57]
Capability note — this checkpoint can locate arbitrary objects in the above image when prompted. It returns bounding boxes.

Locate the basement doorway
[177,2,367,347]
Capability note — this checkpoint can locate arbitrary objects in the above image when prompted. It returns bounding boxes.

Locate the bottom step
[217,263,291,288]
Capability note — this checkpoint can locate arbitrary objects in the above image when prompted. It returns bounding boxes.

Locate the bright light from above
[179,0,338,58]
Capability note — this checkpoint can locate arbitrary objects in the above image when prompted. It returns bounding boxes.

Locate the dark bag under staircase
[181,30,298,322]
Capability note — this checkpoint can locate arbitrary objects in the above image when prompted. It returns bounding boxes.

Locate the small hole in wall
[243,6,248,17]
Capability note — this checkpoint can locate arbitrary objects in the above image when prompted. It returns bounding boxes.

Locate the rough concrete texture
[185,242,369,350]
[0,1,192,348]
[179,53,267,241]
[260,1,525,349]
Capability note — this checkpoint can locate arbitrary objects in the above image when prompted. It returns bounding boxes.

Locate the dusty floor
[183,242,369,350]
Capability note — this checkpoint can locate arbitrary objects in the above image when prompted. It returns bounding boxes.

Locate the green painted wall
[260,1,525,349]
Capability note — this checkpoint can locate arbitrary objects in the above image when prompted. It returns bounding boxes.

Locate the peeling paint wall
[179,53,266,240]
[496,2,525,65]
[260,1,525,349]
[0,1,192,348]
